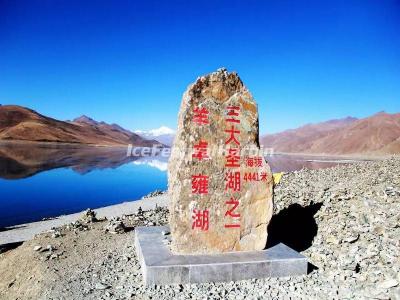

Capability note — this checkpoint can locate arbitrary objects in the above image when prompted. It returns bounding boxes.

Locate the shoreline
[269,151,393,160]
[0,194,169,247]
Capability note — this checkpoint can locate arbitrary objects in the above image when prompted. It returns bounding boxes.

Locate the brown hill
[261,117,357,153]
[0,105,161,147]
[261,112,400,156]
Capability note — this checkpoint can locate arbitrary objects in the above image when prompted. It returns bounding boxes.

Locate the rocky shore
[0,158,399,299]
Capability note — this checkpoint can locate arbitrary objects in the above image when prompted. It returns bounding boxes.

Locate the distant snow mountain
[134,126,175,146]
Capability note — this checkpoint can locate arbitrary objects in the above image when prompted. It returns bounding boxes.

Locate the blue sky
[0,0,399,134]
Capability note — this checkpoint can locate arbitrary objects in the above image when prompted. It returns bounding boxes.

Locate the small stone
[80,209,98,223]
[373,225,385,235]
[379,279,399,289]
[326,236,340,245]
[51,231,61,238]
[46,244,55,252]
[33,246,42,251]
[104,218,126,234]
[95,283,110,290]
[7,280,15,288]
[343,233,359,243]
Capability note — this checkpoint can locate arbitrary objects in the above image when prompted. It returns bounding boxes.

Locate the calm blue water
[0,159,167,228]
[0,143,357,228]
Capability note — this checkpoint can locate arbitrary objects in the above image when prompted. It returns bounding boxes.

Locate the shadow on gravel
[0,242,23,254]
[308,262,319,274]
[266,202,323,252]
[125,226,135,233]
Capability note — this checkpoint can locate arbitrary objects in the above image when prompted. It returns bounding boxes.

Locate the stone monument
[134,68,307,285]
[168,68,274,254]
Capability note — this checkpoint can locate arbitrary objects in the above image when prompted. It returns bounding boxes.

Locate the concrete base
[134,226,308,285]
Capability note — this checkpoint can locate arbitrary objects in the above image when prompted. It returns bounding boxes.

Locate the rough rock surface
[168,68,274,254]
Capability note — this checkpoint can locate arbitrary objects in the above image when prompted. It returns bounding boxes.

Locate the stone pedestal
[135,226,308,285]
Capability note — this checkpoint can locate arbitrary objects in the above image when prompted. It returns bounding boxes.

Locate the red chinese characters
[225,106,240,146]
[224,197,240,228]
[224,105,241,228]
[192,174,209,194]
[190,104,247,231]
[225,148,240,168]
[193,107,209,125]
[244,155,266,183]
[225,171,241,192]
[191,106,210,231]
[226,106,240,123]
[245,156,263,167]
[225,125,240,145]
[260,172,268,181]
[192,140,209,161]
[192,209,209,231]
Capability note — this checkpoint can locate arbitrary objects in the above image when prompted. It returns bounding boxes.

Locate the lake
[0,142,360,228]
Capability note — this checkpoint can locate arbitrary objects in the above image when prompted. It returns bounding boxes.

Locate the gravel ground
[0,158,399,299]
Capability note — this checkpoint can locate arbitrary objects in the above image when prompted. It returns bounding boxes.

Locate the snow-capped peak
[148,126,175,136]
[134,126,176,146]
[134,126,175,137]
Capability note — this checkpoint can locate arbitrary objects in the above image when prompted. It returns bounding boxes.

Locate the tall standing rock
[168,68,273,254]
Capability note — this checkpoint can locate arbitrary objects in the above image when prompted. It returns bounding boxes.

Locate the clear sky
[0,0,399,134]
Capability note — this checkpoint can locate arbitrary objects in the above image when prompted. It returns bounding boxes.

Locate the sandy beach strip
[0,194,169,246]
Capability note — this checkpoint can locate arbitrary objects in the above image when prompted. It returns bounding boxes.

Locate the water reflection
[0,142,361,180]
[0,142,168,227]
[133,156,169,172]
[0,142,139,179]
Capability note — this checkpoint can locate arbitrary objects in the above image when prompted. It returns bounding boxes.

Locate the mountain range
[1,105,399,156]
[135,112,400,156]
[0,105,161,147]
[260,112,400,156]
